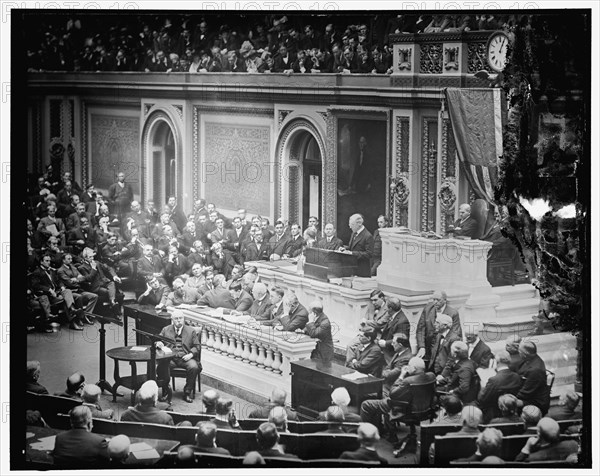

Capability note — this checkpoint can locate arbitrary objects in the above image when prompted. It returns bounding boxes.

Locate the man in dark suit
[66,202,96,231]
[341,213,374,277]
[156,310,202,404]
[381,333,413,397]
[429,314,460,374]
[450,203,479,239]
[282,223,305,258]
[360,357,435,433]
[268,221,289,260]
[376,298,410,361]
[515,417,579,462]
[120,380,174,424]
[316,223,344,250]
[197,274,236,309]
[137,276,171,306]
[167,196,188,234]
[465,329,494,369]
[53,406,109,467]
[339,423,387,463]
[416,290,462,363]
[77,247,124,315]
[107,172,134,221]
[477,350,523,422]
[67,217,98,255]
[225,217,248,258]
[57,253,99,321]
[248,388,299,421]
[297,300,334,363]
[242,229,271,262]
[345,325,385,377]
[245,422,300,460]
[184,421,231,455]
[262,286,285,324]
[317,387,362,422]
[26,360,49,394]
[270,292,308,332]
[229,281,254,312]
[436,341,479,404]
[137,244,166,284]
[248,282,272,320]
[516,340,551,414]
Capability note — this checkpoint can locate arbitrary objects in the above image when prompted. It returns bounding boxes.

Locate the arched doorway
[151,121,176,208]
[285,129,323,228]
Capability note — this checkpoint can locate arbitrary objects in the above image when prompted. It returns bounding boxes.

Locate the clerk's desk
[291,359,383,419]
[303,247,358,282]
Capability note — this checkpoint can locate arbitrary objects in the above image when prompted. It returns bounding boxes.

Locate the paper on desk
[341,371,369,381]
[129,442,153,452]
[176,303,196,310]
[30,435,56,450]
[130,442,159,460]
[130,346,148,351]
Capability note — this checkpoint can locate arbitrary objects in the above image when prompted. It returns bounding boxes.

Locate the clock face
[487,32,509,72]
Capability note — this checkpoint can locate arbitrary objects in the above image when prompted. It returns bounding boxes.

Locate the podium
[304,248,358,282]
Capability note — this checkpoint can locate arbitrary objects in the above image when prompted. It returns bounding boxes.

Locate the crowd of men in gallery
[24,169,581,467]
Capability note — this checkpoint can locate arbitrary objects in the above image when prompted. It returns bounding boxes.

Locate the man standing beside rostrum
[156,310,201,404]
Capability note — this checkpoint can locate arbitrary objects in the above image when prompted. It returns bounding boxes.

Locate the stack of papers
[341,371,369,381]
[29,435,56,451]
[129,442,159,460]
[130,346,147,351]
[222,314,251,325]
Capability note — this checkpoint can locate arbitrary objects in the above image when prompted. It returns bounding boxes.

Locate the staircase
[482,284,541,340]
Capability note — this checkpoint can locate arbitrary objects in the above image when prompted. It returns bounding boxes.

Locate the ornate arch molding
[275,118,327,222]
[140,107,183,206]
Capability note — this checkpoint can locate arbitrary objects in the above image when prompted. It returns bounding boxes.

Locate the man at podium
[339,213,374,278]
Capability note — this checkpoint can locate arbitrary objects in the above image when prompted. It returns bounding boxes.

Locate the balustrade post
[256,344,266,368]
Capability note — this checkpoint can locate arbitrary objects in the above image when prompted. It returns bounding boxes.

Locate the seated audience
[521,405,543,431]
[297,299,334,363]
[380,333,412,397]
[120,380,174,425]
[57,372,86,400]
[268,406,289,433]
[81,384,114,420]
[504,335,523,372]
[362,289,389,329]
[202,389,220,415]
[270,292,308,332]
[210,398,240,429]
[547,391,582,421]
[197,274,235,309]
[229,281,254,312]
[453,427,504,463]
[26,360,49,394]
[137,276,171,306]
[247,282,272,320]
[515,417,579,462]
[53,406,109,467]
[322,405,346,433]
[376,297,410,360]
[429,405,483,464]
[489,394,523,426]
[316,386,361,422]
[185,421,231,455]
[515,340,551,414]
[465,328,493,369]
[345,325,385,377]
[248,388,298,420]
[339,422,387,463]
[159,277,200,308]
[107,434,130,467]
[431,394,464,425]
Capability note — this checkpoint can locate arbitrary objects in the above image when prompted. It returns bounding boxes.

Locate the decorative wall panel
[203,122,271,217]
[90,114,140,195]
[421,117,438,232]
[392,116,410,227]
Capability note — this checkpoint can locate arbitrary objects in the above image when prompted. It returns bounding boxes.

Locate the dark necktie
[349,233,356,248]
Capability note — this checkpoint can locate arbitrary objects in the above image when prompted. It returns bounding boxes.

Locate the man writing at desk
[156,310,202,404]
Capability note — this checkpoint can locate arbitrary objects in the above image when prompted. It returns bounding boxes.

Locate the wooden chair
[287,421,360,434]
[162,450,245,467]
[557,419,582,433]
[419,423,462,464]
[299,433,360,460]
[166,411,213,426]
[480,421,526,436]
[433,434,478,464]
[500,434,579,461]
[26,392,79,429]
[308,458,382,466]
[171,327,203,398]
[238,418,268,431]
[112,420,177,441]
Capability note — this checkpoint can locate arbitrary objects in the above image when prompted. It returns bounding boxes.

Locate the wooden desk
[291,360,383,419]
[25,425,179,468]
[106,346,173,405]
[304,247,358,281]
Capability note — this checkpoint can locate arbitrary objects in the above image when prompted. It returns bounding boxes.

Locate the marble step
[495,297,540,320]
[493,283,539,301]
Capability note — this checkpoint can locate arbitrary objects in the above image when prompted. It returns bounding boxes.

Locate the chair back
[407,380,437,419]
[433,434,478,464]
[299,433,360,460]
[112,420,177,440]
[166,411,213,426]
[238,418,267,431]
[500,434,578,461]
[287,421,360,434]
[174,425,198,445]
[557,419,582,433]
[26,392,80,429]
[162,449,244,467]
[480,421,526,436]
[419,423,462,464]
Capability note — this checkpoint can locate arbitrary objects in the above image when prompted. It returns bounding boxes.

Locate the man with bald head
[516,340,551,414]
[57,372,86,400]
[339,423,387,463]
[340,213,374,277]
[186,421,231,455]
[451,203,479,239]
[548,391,582,421]
[416,290,462,363]
[515,417,579,461]
[202,389,220,414]
[107,434,130,466]
[360,357,435,435]
[429,314,460,374]
[436,341,478,404]
[121,380,174,424]
[248,387,298,420]
[505,334,524,371]
[476,350,523,422]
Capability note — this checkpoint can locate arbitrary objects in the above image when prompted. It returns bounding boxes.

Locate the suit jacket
[76,260,116,293]
[53,428,109,467]
[225,227,249,252]
[67,227,99,252]
[430,330,460,374]
[348,227,374,277]
[249,295,273,320]
[416,302,462,356]
[305,313,334,363]
[366,301,390,329]
[169,205,188,233]
[31,266,61,296]
[468,340,494,369]
[164,254,189,283]
[520,439,579,462]
[137,284,171,305]
[242,240,270,262]
[316,236,344,250]
[382,347,413,388]
[57,263,87,291]
[120,405,174,425]
[248,403,298,421]
[159,324,200,360]
[197,288,235,309]
[339,446,387,463]
[346,342,385,377]
[66,211,96,230]
[378,310,411,350]
[477,368,523,421]
[284,235,305,257]
[107,181,133,208]
[441,357,479,403]
[234,290,254,312]
[137,254,164,280]
[163,288,200,307]
[277,303,309,332]
[185,445,231,455]
[389,371,436,407]
[453,216,479,239]
[268,234,289,258]
[516,354,550,413]
[210,251,236,279]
